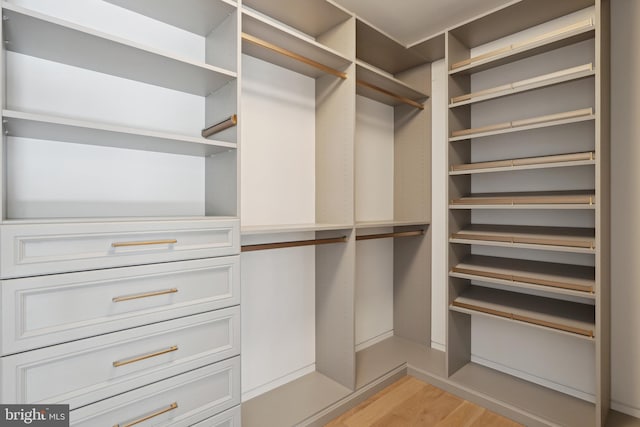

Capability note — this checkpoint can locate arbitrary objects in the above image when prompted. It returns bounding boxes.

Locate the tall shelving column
[445,0,609,426]
[238,1,356,426]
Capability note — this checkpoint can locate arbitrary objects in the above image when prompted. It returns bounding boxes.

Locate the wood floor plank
[325,376,523,427]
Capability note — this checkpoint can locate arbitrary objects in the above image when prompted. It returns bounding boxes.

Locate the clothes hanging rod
[356,79,425,110]
[241,236,347,252]
[356,230,424,241]
[242,33,347,79]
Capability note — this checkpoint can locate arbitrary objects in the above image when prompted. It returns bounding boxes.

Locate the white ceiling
[332,0,514,46]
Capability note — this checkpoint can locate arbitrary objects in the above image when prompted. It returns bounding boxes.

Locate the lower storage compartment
[0,307,239,409]
[191,405,241,427]
[70,357,240,427]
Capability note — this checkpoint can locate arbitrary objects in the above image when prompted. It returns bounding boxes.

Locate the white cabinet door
[0,218,239,278]
[1,307,240,409]
[1,256,239,355]
[70,357,240,427]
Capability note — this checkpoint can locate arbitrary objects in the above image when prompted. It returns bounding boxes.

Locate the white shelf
[241,223,353,235]
[3,110,236,157]
[450,224,595,254]
[105,0,237,36]
[449,23,594,76]
[355,60,428,107]
[449,114,595,142]
[450,191,596,210]
[1,216,238,226]
[449,66,595,108]
[241,9,351,79]
[449,155,595,176]
[450,254,595,295]
[241,371,351,427]
[2,3,236,96]
[451,286,595,339]
[355,220,429,229]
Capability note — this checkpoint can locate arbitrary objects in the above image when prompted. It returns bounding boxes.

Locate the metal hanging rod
[356,230,424,241]
[242,33,347,79]
[356,79,425,110]
[241,236,348,252]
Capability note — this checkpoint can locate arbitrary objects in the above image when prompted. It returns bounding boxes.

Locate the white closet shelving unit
[0,0,242,425]
[446,0,609,426]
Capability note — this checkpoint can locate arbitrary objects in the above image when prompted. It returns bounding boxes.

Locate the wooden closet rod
[241,236,347,252]
[356,80,424,110]
[356,230,424,241]
[242,33,347,79]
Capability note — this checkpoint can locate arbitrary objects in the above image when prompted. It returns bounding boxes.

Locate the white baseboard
[355,330,394,352]
[471,354,596,403]
[241,363,316,402]
[611,401,640,419]
[431,341,446,352]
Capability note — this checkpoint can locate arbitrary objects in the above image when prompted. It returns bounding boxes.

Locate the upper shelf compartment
[241,9,351,79]
[355,60,427,109]
[1,3,236,96]
[104,0,237,36]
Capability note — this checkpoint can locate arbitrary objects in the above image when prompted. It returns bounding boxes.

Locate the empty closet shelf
[450,224,595,251]
[449,108,594,141]
[450,286,595,338]
[450,254,595,293]
[450,152,595,175]
[450,191,595,208]
[450,64,594,106]
[355,61,427,109]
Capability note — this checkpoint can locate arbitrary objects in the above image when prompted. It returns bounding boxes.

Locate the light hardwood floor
[325,376,523,427]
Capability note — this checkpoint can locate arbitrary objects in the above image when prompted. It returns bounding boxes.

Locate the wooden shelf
[241,371,351,427]
[2,4,236,97]
[355,60,427,108]
[2,110,236,157]
[355,220,429,229]
[450,191,596,209]
[356,336,446,389]
[450,152,595,175]
[450,224,595,254]
[242,0,351,38]
[449,108,594,142]
[241,9,351,79]
[104,0,237,36]
[241,223,353,235]
[450,286,595,339]
[449,362,596,427]
[449,19,595,75]
[449,64,595,108]
[450,254,595,295]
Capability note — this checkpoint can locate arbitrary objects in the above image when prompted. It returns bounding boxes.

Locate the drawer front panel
[178,405,240,427]
[0,219,239,278]
[1,256,239,354]
[1,308,239,409]
[70,357,240,427]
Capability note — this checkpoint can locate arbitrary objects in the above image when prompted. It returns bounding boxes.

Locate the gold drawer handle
[111,239,177,248]
[112,288,178,303]
[114,402,178,427]
[113,346,178,367]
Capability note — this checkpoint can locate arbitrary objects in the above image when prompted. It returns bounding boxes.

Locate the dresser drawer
[0,218,239,278]
[70,357,240,427]
[1,256,239,355]
[190,406,241,427]
[0,307,239,409]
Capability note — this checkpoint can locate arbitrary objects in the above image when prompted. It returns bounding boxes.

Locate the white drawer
[1,256,239,355]
[0,218,239,278]
[70,357,240,427]
[179,405,240,427]
[0,307,239,409]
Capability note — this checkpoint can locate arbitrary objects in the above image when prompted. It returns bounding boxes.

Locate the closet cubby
[2,0,240,220]
[446,0,609,426]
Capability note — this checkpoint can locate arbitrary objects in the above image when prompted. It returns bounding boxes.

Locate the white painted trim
[241,364,316,402]
[355,330,394,352]
[431,341,446,352]
[611,401,640,419]
[471,355,596,403]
